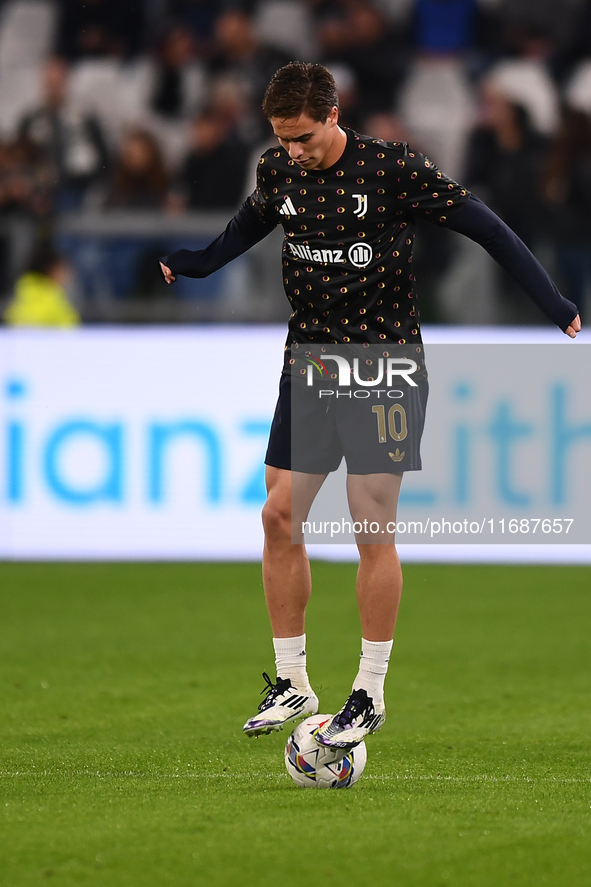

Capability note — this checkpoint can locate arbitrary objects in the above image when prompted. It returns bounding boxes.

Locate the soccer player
[160,62,581,749]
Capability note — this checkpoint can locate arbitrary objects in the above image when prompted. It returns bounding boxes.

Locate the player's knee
[262,496,292,539]
[358,541,399,562]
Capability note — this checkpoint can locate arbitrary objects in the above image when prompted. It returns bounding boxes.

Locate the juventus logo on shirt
[352,194,368,217]
[279,196,298,216]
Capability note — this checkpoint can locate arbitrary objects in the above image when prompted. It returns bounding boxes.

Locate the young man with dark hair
[161,62,580,749]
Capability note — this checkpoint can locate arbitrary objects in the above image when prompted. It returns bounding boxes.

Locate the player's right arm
[160,161,277,282]
[161,200,276,281]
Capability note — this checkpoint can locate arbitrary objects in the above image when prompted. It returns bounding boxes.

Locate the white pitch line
[1,771,589,784]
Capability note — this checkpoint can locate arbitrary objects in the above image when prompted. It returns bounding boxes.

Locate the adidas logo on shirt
[279,196,298,216]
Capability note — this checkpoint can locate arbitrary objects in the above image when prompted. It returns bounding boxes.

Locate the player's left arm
[445,194,581,337]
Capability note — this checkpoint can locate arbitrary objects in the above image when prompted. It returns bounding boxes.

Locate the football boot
[243,671,319,737]
[314,688,385,748]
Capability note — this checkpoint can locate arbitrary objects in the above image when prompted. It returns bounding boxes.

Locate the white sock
[273,635,310,690]
[352,638,393,706]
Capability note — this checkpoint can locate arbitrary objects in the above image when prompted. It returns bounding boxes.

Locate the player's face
[270,107,343,170]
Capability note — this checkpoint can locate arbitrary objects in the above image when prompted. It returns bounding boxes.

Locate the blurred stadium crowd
[2,0,591,325]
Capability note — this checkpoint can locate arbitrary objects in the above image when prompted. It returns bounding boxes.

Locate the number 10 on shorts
[372,404,408,443]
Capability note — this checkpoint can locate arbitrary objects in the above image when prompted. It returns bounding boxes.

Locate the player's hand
[159,262,175,284]
[565,314,581,338]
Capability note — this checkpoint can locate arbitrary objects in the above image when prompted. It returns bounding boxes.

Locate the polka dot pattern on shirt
[250,129,470,368]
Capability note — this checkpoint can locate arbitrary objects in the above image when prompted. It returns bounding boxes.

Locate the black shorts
[265,372,429,475]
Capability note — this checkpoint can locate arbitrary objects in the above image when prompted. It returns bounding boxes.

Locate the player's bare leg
[243,466,326,736]
[316,473,402,748]
[348,472,403,641]
[261,466,326,637]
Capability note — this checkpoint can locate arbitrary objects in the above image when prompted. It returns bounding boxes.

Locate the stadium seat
[0,0,57,69]
[483,59,560,136]
[254,0,318,60]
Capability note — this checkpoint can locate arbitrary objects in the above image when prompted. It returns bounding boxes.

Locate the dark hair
[28,243,64,276]
[112,129,169,205]
[262,62,339,123]
[544,108,591,185]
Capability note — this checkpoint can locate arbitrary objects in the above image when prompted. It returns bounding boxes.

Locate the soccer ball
[284,714,367,789]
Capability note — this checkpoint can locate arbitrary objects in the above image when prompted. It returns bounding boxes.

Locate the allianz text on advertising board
[0,329,590,558]
[0,328,284,558]
[3,382,266,507]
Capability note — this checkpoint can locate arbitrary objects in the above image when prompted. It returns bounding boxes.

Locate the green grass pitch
[1,561,590,886]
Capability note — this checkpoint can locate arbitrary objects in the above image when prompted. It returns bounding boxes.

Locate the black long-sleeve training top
[163,130,578,347]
